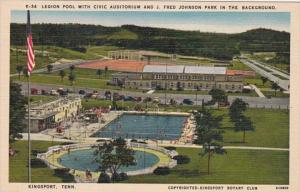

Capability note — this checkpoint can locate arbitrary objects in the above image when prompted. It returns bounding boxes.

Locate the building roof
[226,70,256,77]
[184,66,226,75]
[143,65,227,75]
[143,65,184,73]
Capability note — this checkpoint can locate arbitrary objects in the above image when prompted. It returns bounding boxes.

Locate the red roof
[226,70,256,77]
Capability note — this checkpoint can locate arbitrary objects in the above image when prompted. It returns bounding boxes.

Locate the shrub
[164,146,176,151]
[54,168,70,176]
[30,158,47,168]
[119,172,128,181]
[130,139,138,143]
[31,149,46,156]
[153,167,170,175]
[97,172,111,183]
[111,172,121,182]
[173,155,190,164]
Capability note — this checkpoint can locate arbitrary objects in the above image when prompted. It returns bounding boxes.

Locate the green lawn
[10,141,288,184]
[213,108,289,148]
[126,148,289,184]
[46,68,115,80]
[82,100,289,148]
[10,46,103,74]
[262,90,290,98]
[229,60,254,71]
[30,95,59,103]
[9,140,74,183]
[12,74,117,90]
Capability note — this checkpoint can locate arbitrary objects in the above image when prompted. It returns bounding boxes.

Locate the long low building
[111,65,247,92]
[24,96,82,133]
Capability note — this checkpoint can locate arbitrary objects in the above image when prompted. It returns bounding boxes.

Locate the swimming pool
[58,148,159,172]
[91,114,187,140]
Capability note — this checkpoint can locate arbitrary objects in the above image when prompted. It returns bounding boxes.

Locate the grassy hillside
[10,23,290,61]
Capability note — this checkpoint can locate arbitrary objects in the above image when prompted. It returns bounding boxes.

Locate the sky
[11,11,290,33]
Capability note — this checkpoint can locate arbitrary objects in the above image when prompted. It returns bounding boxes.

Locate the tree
[233,115,255,143]
[96,69,102,79]
[68,73,76,85]
[193,107,223,145]
[229,98,248,122]
[94,138,136,181]
[16,65,23,80]
[208,88,227,108]
[201,142,226,175]
[193,107,226,174]
[271,82,280,96]
[104,66,108,77]
[260,76,268,86]
[229,98,254,143]
[47,64,53,73]
[59,70,66,82]
[9,82,27,143]
[69,65,75,74]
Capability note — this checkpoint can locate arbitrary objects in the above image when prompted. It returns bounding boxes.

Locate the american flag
[26,10,35,74]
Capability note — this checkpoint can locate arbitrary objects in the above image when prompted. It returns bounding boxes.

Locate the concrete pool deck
[43,110,194,144]
[44,144,173,182]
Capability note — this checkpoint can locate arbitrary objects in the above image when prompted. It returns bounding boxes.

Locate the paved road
[240,58,290,91]
[248,58,290,80]
[18,82,289,109]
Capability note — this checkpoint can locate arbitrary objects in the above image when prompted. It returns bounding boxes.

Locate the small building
[111,65,246,92]
[24,96,82,133]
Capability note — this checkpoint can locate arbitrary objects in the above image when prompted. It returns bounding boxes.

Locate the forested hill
[10,23,290,60]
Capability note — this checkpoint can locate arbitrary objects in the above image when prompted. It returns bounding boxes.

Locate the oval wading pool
[58,148,160,172]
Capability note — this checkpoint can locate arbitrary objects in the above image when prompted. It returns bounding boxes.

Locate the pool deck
[43,110,195,144]
[45,145,172,182]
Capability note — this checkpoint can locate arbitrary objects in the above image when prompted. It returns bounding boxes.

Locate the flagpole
[27,73,31,183]
[26,10,32,183]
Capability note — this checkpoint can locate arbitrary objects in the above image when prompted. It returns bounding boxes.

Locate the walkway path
[250,84,265,98]
[20,133,289,151]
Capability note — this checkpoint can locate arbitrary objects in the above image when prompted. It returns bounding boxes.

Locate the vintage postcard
[0,0,299,192]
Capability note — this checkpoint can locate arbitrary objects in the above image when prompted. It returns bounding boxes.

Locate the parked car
[84,93,93,99]
[41,89,48,95]
[113,93,123,101]
[59,90,68,96]
[182,99,194,105]
[218,101,230,107]
[104,91,112,100]
[78,90,86,95]
[123,96,135,101]
[31,88,38,95]
[50,90,59,96]
[134,97,142,102]
[153,97,160,103]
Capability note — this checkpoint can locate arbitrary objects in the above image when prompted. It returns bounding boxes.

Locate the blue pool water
[91,114,187,140]
[59,148,159,172]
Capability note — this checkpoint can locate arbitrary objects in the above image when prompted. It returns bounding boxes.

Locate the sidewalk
[251,84,265,98]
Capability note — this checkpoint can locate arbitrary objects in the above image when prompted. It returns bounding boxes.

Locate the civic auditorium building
[111,65,253,92]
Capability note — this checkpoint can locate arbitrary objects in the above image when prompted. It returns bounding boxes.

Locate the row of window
[126,81,242,90]
[153,74,215,81]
